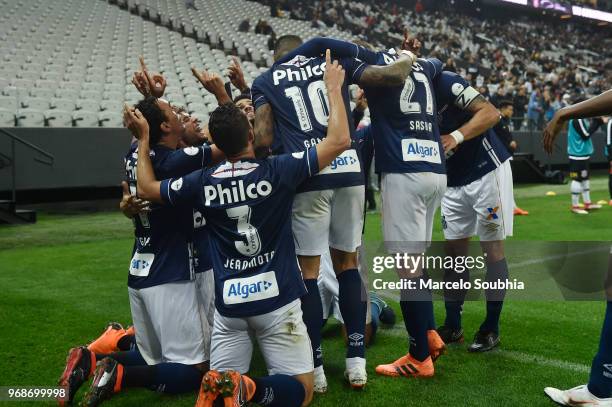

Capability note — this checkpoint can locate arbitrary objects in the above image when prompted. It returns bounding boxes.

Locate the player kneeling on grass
[434,70,512,352]
[58,96,226,407]
[543,90,612,406]
[128,50,349,407]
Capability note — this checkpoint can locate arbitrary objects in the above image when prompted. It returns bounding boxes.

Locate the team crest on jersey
[486,207,499,220]
[280,55,315,67]
[170,178,183,191]
[183,146,199,156]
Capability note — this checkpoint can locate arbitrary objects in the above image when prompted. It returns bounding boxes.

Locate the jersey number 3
[227,205,261,256]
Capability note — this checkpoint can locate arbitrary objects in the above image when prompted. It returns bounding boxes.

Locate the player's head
[135,96,182,147]
[208,103,252,158]
[273,35,303,61]
[233,93,255,124]
[177,110,206,147]
[499,100,514,118]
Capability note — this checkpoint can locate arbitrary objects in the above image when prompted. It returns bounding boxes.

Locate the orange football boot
[218,370,256,407]
[87,322,127,354]
[375,354,434,378]
[427,329,446,362]
[196,370,223,407]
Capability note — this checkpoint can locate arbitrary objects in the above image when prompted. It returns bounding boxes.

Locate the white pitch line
[508,246,609,270]
[377,326,590,373]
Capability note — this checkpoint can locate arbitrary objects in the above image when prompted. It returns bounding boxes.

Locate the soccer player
[58,96,224,407]
[251,35,413,390]
[543,89,612,406]
[128,50,350,407]
[565,105,604,215]
[432,70,513,353]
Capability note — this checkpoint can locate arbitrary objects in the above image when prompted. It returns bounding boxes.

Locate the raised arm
[191,67,232,105]
[543,89,612,154]
[358,52,414,88]
[315,50,351,170]
[441,95,500,153]
[123,105,162,203]
[276,37,380,64]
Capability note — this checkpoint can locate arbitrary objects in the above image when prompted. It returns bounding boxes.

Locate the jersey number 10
[285,80,330,132]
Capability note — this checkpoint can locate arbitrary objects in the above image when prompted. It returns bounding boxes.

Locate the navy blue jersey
[434,71,510,187]
[359,50,445,174]
[160,149,319,318]
[192,213,213,273]
[124,143,212,289]
[251,55,367,192]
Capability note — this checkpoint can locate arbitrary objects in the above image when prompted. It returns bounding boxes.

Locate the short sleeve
[251,75,270,110]
[273,147,319,188]
[156,146,212,178]
[341,57,369,85]
[424,58,444,78]
[160,169,203,207]
[434,71,479,111]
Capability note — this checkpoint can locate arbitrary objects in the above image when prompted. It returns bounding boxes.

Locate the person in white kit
[433,70,515,353]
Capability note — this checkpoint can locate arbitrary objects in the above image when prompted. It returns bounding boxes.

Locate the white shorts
[381,172,447,254]
[129,280,207,365]
[292,185,365,256]
[210,299,314,376]
[195,270,215,361]
[441,160,514,241]
[318,247,371,324]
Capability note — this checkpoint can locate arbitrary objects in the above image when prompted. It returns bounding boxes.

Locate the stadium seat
[76,99,100,112]
[44,110,73,127]
[0,108,15,126]
[72,111,99,127]
[19,97,50,111]
[98,110,122,127]
[0,95,17,110]
[16,108,45,127]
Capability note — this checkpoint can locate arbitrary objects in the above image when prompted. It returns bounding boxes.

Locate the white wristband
[400,50,416,63]
[450,130,464,144]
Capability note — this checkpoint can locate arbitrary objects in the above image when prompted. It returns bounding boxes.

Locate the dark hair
[499,100,514,109]
[208,103,250,157]
[274,35,303,60]
[233,92,251,104]
[135,96,164,147]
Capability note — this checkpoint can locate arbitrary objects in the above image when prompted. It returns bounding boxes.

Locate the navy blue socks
[252,375,306,406]
[301,278,324,368]
[338,269,366,358]
[400,275,434,362]
[122,363,202,394]
[480,258,509,334]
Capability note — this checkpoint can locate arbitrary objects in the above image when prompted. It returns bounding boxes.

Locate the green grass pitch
[0,175,610,406]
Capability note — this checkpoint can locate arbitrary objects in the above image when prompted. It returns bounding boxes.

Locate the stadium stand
[0,0,609,131]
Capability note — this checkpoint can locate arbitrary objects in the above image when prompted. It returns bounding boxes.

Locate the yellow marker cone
[546,191,557,196]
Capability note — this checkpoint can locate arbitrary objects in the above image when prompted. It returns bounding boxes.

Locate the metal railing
[0,129,54,202]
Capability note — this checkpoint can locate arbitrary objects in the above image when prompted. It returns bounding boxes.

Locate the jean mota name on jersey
[204,180,273,206]
[401,138,441,164]
[273,55,325,85]
[223,271,280,304]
